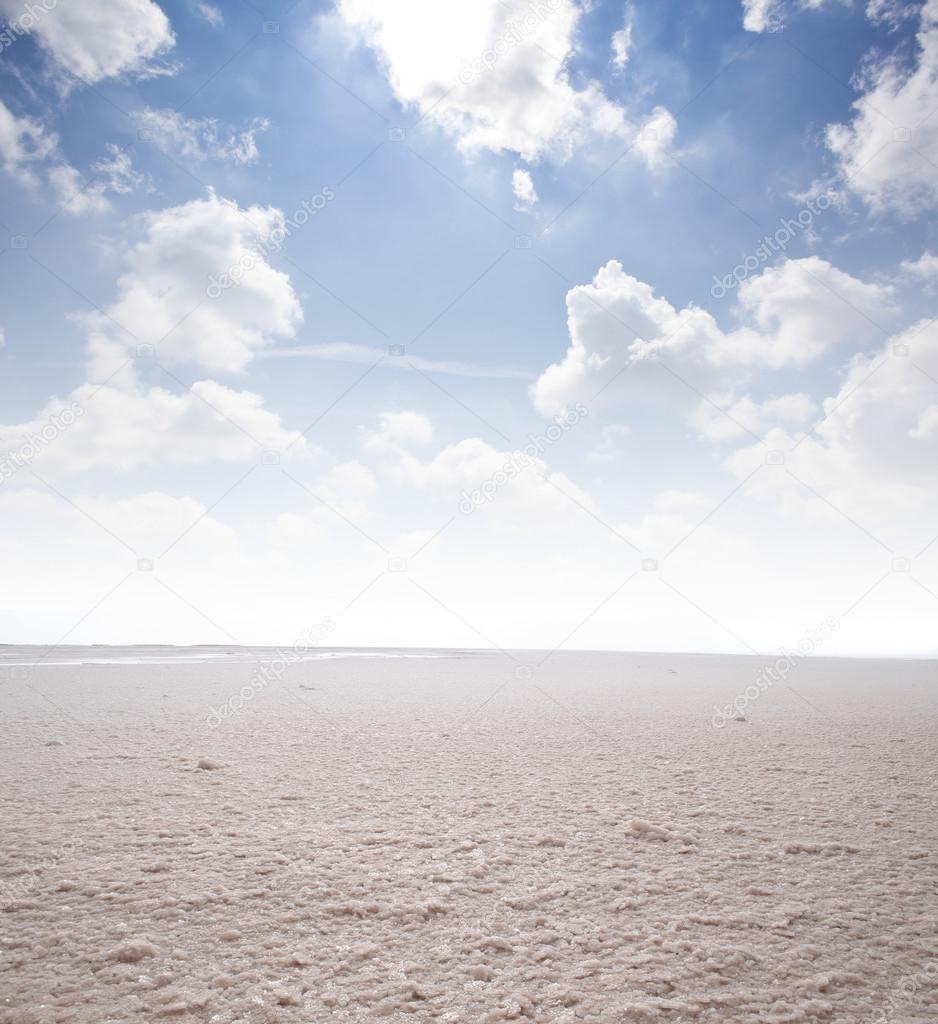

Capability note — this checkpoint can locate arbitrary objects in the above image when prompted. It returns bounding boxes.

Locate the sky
[0,0,937,656]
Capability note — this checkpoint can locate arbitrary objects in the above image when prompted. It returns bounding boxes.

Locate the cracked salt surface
[1,651,936,1022]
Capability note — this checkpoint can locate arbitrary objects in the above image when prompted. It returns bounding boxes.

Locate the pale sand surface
[1,650,936,1023]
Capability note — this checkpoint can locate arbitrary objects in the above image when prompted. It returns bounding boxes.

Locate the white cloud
[634,106,677,172]
[363,411,435,457]
[0,102,144,214]
[0,380,307,479]
[0,99,56,185]
[741,0,783,31]
[588,423,631,463]
[865,0,918,29]
[48,147,146,214]
[335,0,675,166]
[85,192,302,379]
[92,144,148,195]
[611,8,633,70]
[0,0,176,84]
[359,409,594,521]
[741,0,837,32]
[531,257,892,417]
[48,163,112,216]
[317,459,378,518]
[726,318,938,522]
[136,108,269,164]
[718,257,894,368]
[691,392,817,443]
[826,0,938,214]
[901,250,938,283]
[0,192,309,479]
[78,491,238,554]
[616,489,758,564]
[511,168,539,211]
[195,2,223,27]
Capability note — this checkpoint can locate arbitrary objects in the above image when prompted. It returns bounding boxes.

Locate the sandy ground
[1,649,936,1023]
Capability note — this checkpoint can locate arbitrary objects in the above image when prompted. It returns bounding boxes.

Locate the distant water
[0,644,465,666]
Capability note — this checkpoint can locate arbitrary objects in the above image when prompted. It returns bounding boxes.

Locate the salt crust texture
[1,651,936,1023]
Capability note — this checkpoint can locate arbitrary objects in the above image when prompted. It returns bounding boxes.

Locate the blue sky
[1,0,937,654]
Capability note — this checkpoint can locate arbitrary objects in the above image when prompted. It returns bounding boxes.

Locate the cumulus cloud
[0,0,176,84]
[363,411,435,457]
[316,460,378,518]
[85,192,302,379]
[531,257,892,418]
[901,250,938,284]
[588,423,631,463]
[136,108,269,164]
[0,377,306,481]
[511,168,538,210]
[826,0,938,214]
[365,412,595,519]
[726,318,938,521]
[690,392,817,443]
[719,257,894,367]
[0,193,309,479]
[335,0,676,166]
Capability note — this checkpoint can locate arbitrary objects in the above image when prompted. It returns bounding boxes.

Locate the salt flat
[1,650,936,1023]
